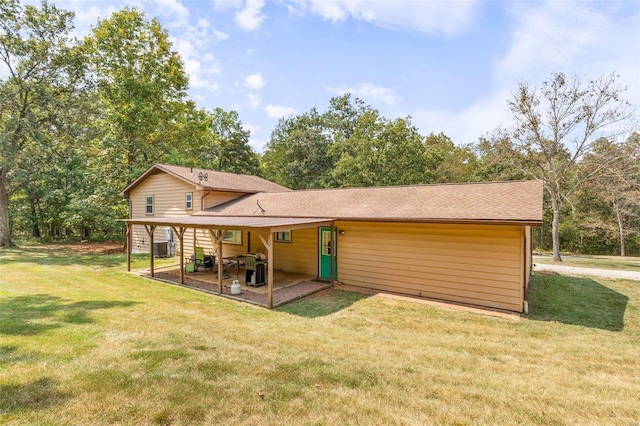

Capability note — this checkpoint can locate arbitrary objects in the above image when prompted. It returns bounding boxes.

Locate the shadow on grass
[527,274,628,331]
[0,345,43,366]
[0,378,69,414]
[0,294,139,336]
[276,289,371,318]
[0,246,147,268]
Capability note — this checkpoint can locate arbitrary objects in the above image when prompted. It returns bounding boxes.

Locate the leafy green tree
[82,7,190,234]
[331,110,426,187]
[578,133,640,256]
[208,108,260,175]
[262,108,335,189]
[0,0,83,247]
[84,7,189,187]
[473,131,529,182]
[423,132,477,183]
[506,72,633,261]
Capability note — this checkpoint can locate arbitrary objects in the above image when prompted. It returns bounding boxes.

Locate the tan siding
[129,172,248,257]
[203,191,247,209]
[272,228,318,275]
[335,221,525,312]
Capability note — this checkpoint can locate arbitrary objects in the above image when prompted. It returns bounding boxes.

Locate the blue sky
[56,0,639,152]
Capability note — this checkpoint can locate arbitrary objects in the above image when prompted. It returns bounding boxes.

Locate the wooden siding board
[272,228,318,275]
[335,221,524,312]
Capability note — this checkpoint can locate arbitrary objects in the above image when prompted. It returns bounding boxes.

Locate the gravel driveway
[534,262,640,281]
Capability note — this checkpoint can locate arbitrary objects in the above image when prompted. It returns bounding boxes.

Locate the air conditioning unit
[153,241,168,258]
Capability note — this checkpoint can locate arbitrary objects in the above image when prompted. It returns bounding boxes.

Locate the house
[122,164,543,312]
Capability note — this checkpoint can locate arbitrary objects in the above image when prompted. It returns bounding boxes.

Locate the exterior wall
[129,173,246,256]
[130,172,199,255]
[203,191,247,209]
[272,228,318,275]
[335,221,525,312]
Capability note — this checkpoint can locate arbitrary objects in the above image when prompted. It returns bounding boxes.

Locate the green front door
[319,227,337,280]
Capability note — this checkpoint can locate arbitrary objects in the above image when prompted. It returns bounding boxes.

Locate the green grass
[534,253,640,271]
[1,246,640,425]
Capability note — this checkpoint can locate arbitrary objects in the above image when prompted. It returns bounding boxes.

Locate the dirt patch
[37,241,126,255]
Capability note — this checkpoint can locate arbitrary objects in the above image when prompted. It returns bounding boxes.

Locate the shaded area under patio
[139,265,332,308]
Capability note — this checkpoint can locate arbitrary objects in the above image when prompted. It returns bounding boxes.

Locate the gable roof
[196,180,544,224]
[121,163,291,195]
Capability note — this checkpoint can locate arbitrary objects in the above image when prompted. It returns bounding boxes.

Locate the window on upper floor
[186,192,193,210]
[145,195,154,215]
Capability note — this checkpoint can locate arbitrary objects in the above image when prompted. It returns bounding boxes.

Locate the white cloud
[328,83,401,105]
[494,1,640,121]
[154,0,190,20]
[412,89,512,146]
[244,124,261,136]
[244,73,266,90]
[247,94,262,108]
[289,0,478,36]
[212,0,244,12]
[213,29,230,41]
[234,0,267,31]
[264,104,297,119]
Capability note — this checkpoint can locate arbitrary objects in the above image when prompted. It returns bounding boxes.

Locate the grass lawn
[534,253,640,271]
[1,246,639,425]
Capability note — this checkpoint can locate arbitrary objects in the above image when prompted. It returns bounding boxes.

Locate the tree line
[0,1,637,259]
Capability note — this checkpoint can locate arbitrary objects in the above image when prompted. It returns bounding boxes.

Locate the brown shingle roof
[121,163,291,195]
[196,180,544,224]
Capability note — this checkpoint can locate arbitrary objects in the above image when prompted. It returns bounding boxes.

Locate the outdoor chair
[185,247,213,273]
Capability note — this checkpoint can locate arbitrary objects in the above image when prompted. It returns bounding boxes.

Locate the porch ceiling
[122,215,336,232]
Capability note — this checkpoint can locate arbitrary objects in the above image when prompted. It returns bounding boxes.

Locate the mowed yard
[1,246,639,425]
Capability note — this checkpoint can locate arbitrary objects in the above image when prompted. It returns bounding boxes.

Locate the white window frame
[145,195,154,215]
[185,192,193,210]
[222,230,242,245]
[275,231,292,243]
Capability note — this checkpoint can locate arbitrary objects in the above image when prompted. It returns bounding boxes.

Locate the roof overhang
[121,216,336,233]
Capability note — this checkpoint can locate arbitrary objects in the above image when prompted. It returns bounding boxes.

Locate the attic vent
[198,172,208,182]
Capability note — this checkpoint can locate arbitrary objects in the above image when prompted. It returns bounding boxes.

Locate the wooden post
[144,225,156,278]
[257,231,274,308]
[126,223,131,272]
[209,229,226,294]
[172,226,186,285]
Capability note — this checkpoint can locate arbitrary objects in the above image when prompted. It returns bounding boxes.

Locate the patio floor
[140,264,332,308]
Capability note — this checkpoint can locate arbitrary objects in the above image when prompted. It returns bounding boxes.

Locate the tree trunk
[30,196,41,238]
[0,169,13,247]
[613,200,626,257]
[551,197,562,262]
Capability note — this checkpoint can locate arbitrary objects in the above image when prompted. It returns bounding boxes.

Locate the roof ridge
[257,179,541,194]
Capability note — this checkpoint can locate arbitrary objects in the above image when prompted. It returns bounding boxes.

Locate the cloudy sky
[54,0,639,152]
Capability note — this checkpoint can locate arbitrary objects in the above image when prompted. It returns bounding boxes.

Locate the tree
[423,132,477,183]
[208,108,260,175]
[0,0,82,247]
[507,72,633,261]
[331,110,426,187]
[84,7,189,188]
[262,108,336,189]
[579,133,640,256]
[82,8,190,235]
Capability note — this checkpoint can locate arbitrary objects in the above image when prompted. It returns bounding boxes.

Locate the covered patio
[123,215,336,308]
[146,265,331,307]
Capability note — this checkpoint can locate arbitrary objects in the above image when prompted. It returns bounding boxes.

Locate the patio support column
[126,223,131,272]
[209,229,226,294]
[256,231,274,309]
[144,225,157,278]
[171,226,187,285]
